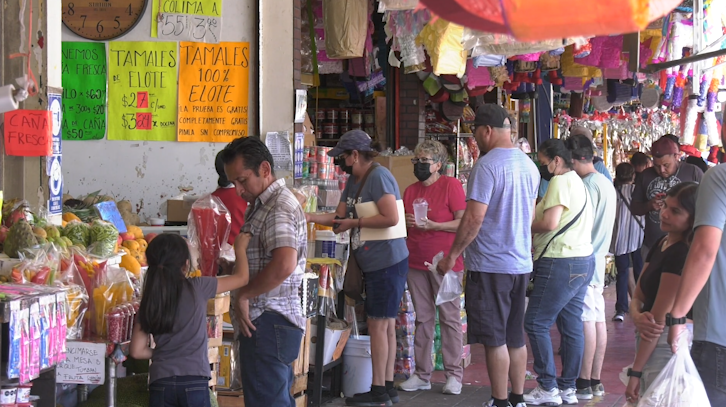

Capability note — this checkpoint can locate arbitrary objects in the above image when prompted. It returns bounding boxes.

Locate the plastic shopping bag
[637,331,710,407]
[424,251,464,306]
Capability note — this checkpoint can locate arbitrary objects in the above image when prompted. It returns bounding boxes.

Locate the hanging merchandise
[461,29,578,58]
[416,18,467,77]
[323,0,368,59]
[383,9,431,72]
[379,0,418,11]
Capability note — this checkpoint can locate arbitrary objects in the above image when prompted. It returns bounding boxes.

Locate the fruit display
[63,192,141,226]
[92,266,135,338]
[4,219,39,258]
[89,220,120,258]
[62,220,91,247]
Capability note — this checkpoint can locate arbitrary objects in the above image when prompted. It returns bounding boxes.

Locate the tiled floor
[330,286,635,407]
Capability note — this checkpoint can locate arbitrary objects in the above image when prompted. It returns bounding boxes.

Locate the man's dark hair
[220,136,275,177]
[630,152,650,168]
[565,134,594,163]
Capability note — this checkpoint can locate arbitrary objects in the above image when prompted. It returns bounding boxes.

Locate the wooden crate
[208,345,219,362]
[295,394,307,407]
[208,294,231,316]
[292,318,312,376]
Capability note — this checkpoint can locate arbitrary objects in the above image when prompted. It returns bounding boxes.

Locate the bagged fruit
[88,220,119,258]
[55,258,89,340]
[187,195,231,277]
[91,265,133,338]
[62,220,91,247]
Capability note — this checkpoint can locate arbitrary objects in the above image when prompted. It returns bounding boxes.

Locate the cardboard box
[373,156,417,195]
[218,341,234,389]
[166,198,195,223]
[208,346,219,363]
[309,319,351,366]
[207,315,223,347]
[293,319,312,376]
[207,294,231,316]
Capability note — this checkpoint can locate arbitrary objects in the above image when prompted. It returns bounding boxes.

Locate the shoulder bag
[343,163,380,302]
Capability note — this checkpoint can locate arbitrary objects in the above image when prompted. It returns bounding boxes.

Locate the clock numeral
[67,2,75,15]
[96,20,104,33]
[127,4,133,16]
[114,16,121,29]
[80,15,87,28]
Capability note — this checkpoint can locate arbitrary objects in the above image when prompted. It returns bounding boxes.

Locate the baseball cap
[328,130,373,157]
[474,104,511,128]
[651,136,680,158]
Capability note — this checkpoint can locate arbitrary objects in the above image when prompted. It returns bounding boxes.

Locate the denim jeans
[524,255,595,391]
[692,340,726,405]
[614,250,644,313]
[149,376,211,407]
[239,311,304,407]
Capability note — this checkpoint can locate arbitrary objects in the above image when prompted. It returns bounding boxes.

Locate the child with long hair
[625,182,698,404]
[130,232,250,407]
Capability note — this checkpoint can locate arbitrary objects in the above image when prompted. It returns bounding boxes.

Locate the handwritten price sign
[61,42,107,140]
[157,13,221,43]
[178,42,250,142]
[107,42,177,141]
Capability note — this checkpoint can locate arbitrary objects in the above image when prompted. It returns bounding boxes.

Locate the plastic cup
[413,200,428,227]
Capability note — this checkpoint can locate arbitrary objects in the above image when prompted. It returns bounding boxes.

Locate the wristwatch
[666,313,687,326]
[627,368,643,378]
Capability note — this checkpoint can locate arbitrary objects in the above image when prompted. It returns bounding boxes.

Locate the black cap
[474,104,511,128]
[328,130,374,157]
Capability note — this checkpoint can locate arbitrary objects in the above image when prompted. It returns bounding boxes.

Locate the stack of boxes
[394,288,416,381]
[432,293,471,370]
[207,293,231,389]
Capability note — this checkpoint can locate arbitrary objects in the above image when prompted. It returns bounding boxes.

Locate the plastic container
[16,384,31,403]
[1,385,17,404]
[315,231,337,259]
[413,198,429,227]
[342,335,372,397]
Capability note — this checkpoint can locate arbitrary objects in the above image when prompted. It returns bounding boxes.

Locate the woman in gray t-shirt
[130,233,250,407]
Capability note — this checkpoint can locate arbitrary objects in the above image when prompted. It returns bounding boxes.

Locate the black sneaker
[388,387,400,404]
[612,312,625,322]
[345,391,393,407]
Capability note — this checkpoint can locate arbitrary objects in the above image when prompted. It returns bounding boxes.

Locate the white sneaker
[442,376,462,395]
[560,388,579,405]
[398,374,431,392]
[524,386,562,406]
[483,399,512,407]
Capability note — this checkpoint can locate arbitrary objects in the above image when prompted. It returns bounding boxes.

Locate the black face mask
[413,163,433,182]
[335,157,354,175]
[539,164,554,181]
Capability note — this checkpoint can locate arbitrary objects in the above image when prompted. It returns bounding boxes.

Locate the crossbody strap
[617,187,645,230]
[354,163,380,200]
[537,191,588,262]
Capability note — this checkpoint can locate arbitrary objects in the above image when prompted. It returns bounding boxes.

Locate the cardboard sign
[56,341,106,384]
[3,110,53,156]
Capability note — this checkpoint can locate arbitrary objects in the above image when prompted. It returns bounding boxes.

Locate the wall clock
[62,0,149,41]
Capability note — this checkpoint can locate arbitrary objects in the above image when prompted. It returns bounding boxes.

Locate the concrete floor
[330,286,635,407]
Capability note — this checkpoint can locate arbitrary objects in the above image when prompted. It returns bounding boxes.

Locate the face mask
[539,164,554,182]
[413,163,433,182]
[335,157,354,175]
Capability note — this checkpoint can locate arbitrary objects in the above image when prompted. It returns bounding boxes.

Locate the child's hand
[235,233,251,255]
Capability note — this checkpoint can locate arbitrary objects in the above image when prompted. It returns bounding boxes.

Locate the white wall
[61,0,268,220]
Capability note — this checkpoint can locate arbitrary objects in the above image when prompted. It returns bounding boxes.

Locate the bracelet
[627,368,643,378]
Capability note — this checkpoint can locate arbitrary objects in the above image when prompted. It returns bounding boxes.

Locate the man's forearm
[671,252,717,317]
[448,214,481,258]
[239,259,294,300]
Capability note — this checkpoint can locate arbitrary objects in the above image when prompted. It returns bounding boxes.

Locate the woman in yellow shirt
[524,138,595,406]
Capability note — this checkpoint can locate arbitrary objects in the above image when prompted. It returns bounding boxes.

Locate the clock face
[62,0,149,41]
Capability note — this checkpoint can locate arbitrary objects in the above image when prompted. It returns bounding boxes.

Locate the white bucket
[315,230,337,258]
[342,335,373,397]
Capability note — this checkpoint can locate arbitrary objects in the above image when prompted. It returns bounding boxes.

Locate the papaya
[119,253,141,277]
[127,225,143,240]
[62,213,81,223]
[122,240,140,251]
[136,239,148,252]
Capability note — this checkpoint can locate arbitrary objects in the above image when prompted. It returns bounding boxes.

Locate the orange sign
[4,110,53,156]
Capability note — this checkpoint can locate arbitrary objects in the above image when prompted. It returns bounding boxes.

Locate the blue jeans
[149,376,211,407]
[239,311,304,407]
[692,341,726,405]
[614,250,644,313]
[524,256,595,391]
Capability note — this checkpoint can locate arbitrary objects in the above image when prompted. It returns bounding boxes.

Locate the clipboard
[355,199,407,241]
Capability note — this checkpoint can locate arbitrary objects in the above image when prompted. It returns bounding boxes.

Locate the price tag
[157,13,222,43]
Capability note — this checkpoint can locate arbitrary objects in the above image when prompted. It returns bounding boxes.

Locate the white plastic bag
[637,331,710,407]
[424,251,464,306]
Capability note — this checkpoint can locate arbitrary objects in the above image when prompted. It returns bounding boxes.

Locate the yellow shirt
[533,171,594,259]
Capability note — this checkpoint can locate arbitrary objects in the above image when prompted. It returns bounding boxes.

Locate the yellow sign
[177,42,250,142]
[151,0,222,37]
[107,42,178,141]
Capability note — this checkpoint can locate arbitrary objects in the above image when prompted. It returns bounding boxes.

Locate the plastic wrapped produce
[62,221,91,247]
[88,220,119,258]
[188,195,232,277]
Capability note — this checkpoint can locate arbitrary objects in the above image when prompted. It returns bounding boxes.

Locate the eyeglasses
[411,158,435,164]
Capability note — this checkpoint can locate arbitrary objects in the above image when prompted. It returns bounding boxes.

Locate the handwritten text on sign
[107,42,178,141]
[56,342,106,384]
[61,42,107,140]
[152,0,221,37]
[178,42,250,142]
[3,110,53,156]
[157,13,222,43]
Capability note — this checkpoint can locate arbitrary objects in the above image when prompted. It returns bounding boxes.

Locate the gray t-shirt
[148,277,217,383]
[465,148,539,274]
[582,172,617,286]
[633,163,703,248]
[693,164,726,347]
[341,165,409,272]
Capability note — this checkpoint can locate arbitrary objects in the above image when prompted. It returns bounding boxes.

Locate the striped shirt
[611,184,644,256]
[235,179,307,330]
